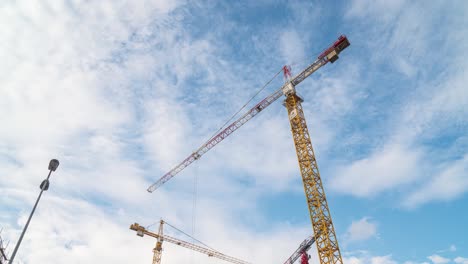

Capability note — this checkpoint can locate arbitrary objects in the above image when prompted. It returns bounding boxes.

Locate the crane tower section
[284,92,342,264]
[150,220,164,264]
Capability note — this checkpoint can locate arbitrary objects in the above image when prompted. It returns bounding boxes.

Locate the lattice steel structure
[151,221,164,264]
[284,91,342,264]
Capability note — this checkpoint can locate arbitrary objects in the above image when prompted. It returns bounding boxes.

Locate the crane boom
[283,236,316,264]
[130,223,250,264]
[147,35,348,192]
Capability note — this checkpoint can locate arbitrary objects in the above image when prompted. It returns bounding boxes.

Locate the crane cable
[164,220,215,251]
[191,165,198,263]
[144,219,214,250]
[201,67,284,145]
[200,53,319,146]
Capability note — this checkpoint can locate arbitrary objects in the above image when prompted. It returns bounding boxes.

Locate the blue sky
[1,0,467,264]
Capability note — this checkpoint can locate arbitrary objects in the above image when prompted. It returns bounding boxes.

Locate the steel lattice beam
[284,93,343,264]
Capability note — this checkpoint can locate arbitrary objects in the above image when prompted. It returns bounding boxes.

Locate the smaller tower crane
[283,235,315,264]
[130,222,250,264]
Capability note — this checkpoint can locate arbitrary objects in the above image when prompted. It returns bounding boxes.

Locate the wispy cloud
[331,143,422,197]
[344,217,378,244]
[427,254,450,264]
[328,0,468,209]
[455,257,468,264]
[343,251,398,264]
[403,155,468,208]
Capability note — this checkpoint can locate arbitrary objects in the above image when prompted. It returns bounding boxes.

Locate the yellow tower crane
[130,221,250,264]
[146,35,350,264]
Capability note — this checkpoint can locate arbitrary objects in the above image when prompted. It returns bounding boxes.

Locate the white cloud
[394,57,416,78]
[343,252,399,264]
[404,155,468,208]
[450,245,457,252]
[344,217,378,243]
[346,0,434,78]
[427,254,450,264]
[345,256,364,264]
[397,59,468,143]
[143,97,193,167]
[279,30,306,65]
[330,143,421,197]
[346,0,406,22]
[335,0,468,208]
[343,251,444,264]
[371,255,398,264]
[455,257,468,264]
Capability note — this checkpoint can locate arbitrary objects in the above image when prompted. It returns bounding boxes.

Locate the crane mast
[130,222,250,264]
[284,83,343,264]
[151,220,164,264]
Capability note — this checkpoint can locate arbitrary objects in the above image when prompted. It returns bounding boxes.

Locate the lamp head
[48,159,60,172]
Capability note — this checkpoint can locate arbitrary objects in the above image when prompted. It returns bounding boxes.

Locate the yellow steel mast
[151,220,164,264]
[283,86,342,264]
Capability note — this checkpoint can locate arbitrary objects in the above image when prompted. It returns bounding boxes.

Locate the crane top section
[282,35,350,96]
[318,35,350,63]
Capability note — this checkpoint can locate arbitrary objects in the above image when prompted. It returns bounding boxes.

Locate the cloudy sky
[1,0,467,263]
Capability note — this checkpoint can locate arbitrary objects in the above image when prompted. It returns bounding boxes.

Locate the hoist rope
[191,165,199,249]
[202,67,284,144]
[200,52,319,145]
[164,220,215,250]
[145,219,215,250]
[146,220,159,230]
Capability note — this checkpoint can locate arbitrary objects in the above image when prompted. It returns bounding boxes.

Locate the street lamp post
[8,159,60,263]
